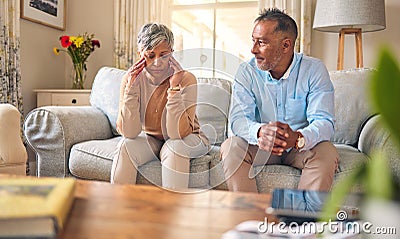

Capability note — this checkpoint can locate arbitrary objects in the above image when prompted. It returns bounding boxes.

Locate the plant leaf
[366,151,393,200]
[319,163,366,222]
[370,47,400,148]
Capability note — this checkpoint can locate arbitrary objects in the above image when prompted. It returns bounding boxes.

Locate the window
[171,0,258,79]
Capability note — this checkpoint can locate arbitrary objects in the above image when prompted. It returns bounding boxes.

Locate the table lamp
[313,0,386,70]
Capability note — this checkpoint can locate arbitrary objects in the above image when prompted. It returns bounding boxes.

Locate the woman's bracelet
[169,86,181,92]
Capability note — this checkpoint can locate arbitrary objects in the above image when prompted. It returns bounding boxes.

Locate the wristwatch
[295,132,305,150]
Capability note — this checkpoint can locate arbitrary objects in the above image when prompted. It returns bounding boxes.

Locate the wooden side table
[34,89,91,107]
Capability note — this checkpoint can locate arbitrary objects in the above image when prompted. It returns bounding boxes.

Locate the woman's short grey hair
[137,23,174,51]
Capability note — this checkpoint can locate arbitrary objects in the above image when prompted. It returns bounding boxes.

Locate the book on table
[0,177,76,239]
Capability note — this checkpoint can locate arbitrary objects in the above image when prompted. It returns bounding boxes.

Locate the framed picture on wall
[20,0,66,30]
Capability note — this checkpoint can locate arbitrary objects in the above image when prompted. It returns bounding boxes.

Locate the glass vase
[72,62,86,89]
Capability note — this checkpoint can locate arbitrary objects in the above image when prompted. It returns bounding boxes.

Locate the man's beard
[256,50,282,71]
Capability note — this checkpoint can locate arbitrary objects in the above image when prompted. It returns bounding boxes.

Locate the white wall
[20,0,400,114]
[20,0,114,170]
[19,0,399,168]
[20,0,114,116]
[66,0,114,88]
[311,0,400,71]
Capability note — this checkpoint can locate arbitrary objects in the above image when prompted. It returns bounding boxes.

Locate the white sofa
[24,66,400,192]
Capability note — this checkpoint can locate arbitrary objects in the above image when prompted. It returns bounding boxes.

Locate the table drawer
[35,89,92,107]
[51,93,90,106]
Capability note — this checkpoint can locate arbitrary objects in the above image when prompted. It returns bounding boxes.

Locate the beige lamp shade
[313,0,386,70]
[313,0,386,33]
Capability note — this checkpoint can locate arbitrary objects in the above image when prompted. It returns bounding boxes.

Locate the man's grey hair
[255,8,298,42]
[137,23,174,51]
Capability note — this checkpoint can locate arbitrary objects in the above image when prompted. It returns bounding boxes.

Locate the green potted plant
[320,46,400,236]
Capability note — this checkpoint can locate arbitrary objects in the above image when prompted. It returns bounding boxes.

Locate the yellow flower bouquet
[53,33,100,89]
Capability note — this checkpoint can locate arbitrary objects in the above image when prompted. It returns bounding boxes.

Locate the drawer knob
[72,99,77,104]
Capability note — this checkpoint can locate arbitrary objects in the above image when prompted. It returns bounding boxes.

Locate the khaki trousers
[111,132,209,190]
[220,136,339,192]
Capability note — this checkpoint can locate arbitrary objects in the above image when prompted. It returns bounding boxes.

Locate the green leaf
[319,46,399,227]
[370,47,400,148]
[366,151,393,200]
[319,163,366,222]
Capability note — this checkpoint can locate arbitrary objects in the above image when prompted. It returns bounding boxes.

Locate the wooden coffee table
[61,180,272,239]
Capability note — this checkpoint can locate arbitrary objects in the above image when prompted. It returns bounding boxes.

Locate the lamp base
[337,28,363,70]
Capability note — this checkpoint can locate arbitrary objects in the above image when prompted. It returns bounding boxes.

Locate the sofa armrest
[0,104,27,175]
[358,115,400,182]
[24,106,114,177]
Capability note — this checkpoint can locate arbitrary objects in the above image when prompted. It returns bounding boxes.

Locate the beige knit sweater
[116,68,206,143]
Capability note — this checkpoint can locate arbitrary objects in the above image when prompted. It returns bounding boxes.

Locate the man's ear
[282,38,292,53]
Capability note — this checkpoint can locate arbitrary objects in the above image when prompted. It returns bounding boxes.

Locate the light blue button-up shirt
[229,53,335,151]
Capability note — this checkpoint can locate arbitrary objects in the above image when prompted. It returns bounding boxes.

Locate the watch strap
[295,131,305,150]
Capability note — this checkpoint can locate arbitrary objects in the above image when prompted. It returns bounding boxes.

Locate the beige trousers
[220,136,339,192]
[110,132,209,190]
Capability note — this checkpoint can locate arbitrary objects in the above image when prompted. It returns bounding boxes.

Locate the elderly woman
[110,23,209,191]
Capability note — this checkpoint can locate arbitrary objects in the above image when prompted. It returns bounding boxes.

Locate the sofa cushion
[196,77,232,145]
[69,136,121,181]
[210,144,369,193]
[335,144,369,173]
[90,67,126,135]
[69,136,212,188]
[330,68,376,145]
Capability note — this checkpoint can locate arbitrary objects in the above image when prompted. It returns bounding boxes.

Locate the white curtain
[259,0,312,55]
[114,0,170,69]
[114,0,312,67]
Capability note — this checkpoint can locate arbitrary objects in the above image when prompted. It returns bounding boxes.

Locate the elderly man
[221,8,338,192]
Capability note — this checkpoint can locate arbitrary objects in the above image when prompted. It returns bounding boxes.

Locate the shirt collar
[281,53,296,80]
